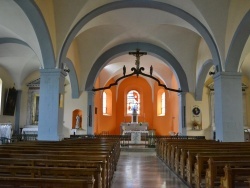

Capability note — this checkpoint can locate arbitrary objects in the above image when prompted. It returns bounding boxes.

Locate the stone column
[178,92,187,135]
[213,72,244,142]
[87,91,95,135]
[38,69,66,141]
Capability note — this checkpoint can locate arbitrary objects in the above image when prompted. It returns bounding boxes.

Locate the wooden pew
[187,151,250,187]
[0,177,94,188]
[156,137,206,162]
[0,137,120,188]
[176,143,250,179]
[220,165,250,188]
[206,158,250,188]
[163,141,250,186]
[193,154,250,188]
[0,158,103,188]
[0,165,95,188]
[0,153,109,188]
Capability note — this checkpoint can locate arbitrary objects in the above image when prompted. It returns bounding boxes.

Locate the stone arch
[225,10,250,72]
[195,59,213,101]
[85,42,189,93]
[0,38,29,47]
[14,0,55,69]
[64,58,80,98]
[59,1,221,71]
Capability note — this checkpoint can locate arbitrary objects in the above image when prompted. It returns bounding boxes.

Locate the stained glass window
[127,90,140,114]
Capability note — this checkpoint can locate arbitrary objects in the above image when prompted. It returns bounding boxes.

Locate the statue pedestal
[131,112,138,123]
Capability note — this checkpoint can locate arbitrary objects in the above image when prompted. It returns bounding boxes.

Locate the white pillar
[178,92,187,135]
[38,69,66,141]
[213,72,244,142]
[87,91,95,135]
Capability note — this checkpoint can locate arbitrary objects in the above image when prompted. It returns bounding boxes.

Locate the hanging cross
[129,49,147,70]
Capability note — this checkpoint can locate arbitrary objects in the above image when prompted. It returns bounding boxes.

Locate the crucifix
[129,49,147,70]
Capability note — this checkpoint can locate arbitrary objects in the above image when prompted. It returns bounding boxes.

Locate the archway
[86,42,188,135]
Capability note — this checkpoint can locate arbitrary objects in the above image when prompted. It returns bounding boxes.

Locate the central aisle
[111,149,189,188]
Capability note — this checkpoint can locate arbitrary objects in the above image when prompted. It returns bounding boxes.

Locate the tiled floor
[111,149,189,188]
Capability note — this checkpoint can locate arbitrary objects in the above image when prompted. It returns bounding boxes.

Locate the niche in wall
[72,109,82,129]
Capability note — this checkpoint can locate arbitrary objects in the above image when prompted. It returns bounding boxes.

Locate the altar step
[121,145,156,152]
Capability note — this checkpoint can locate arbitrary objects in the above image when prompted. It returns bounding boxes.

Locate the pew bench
[206,158,250,188]
[0,165,96,188]
[188,153,250,187]
[0,157,103,188]
[175,143,250,177]
[0,176,94,188]
[220,165,250,188]
[0,153,109,188]
[192,154,250,188]
[0,138,120,188]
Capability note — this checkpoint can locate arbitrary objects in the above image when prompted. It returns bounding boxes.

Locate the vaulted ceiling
[0,0,249,95]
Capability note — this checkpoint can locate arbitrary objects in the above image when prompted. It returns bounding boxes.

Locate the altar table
[123,130,149,144]
[22,125,38,135]
[120,122,148,134]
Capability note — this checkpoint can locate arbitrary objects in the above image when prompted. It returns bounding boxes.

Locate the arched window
[157,89,166,116]
[161,92,166,115]
[127,90,140,114]
[102,89,112,115]
[103,91,107,114]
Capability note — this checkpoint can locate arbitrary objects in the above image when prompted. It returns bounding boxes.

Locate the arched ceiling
[0,0,41,88]
[99,54,173,89]
[74,7,201,90]
[0,0,250,94]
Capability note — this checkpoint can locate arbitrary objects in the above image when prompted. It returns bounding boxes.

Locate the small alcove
[72,109,82,129]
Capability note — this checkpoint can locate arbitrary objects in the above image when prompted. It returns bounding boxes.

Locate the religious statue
[75,114,81,129]
[131,105,138,123]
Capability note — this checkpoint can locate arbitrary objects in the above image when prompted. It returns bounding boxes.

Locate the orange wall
[94,75,180,135]
[116,76,153,133]
[152,75,180,135]
[94,78,117,134]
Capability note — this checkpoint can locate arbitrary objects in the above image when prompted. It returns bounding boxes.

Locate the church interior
[0,0,250,187]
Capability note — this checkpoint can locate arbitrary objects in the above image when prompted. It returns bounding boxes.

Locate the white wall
[185,86,213,139]
[63,83,88,138]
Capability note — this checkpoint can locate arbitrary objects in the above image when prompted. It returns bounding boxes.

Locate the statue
[75,114,81,129]
[131,105,138,123]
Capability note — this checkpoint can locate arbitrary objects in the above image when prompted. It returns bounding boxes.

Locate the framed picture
[3,87,18,116]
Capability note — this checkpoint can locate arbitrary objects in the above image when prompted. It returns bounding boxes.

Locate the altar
[120,122,148,134]
[121,122,149,144]
[22,125,38,135]
[123,130,149,144]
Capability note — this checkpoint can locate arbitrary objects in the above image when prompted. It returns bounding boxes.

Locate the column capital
[40,68,67,77]
[213,71,242,81]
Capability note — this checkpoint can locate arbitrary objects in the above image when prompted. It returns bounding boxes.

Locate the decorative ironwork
[93,49,182,93]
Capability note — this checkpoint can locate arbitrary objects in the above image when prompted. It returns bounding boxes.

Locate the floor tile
[111,151,189,188]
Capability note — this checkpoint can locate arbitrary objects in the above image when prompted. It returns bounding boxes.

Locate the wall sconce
[64,68,70,73]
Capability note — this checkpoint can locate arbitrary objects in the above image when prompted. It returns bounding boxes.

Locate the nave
[111,148,188,188]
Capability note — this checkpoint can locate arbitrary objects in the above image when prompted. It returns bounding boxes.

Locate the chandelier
[92,49,182,93]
